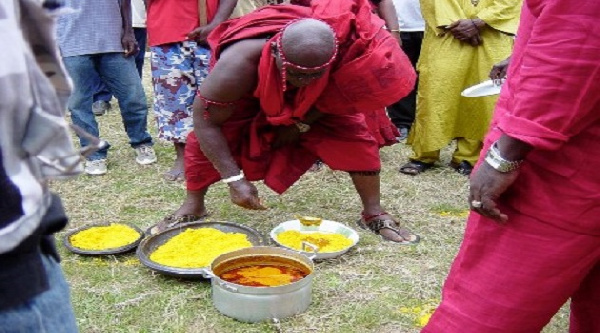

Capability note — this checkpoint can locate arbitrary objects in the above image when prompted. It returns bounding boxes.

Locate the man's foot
[357,212,420,244]
[135,145,157,165]
[450,160,473,176]
[163,169,185,182]
[92,100,111,116]
[146,214,208,235]
[399,160,433,175]
[84,159,107,175]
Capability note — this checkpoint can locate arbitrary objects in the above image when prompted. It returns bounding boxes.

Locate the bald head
[280,19,336,68]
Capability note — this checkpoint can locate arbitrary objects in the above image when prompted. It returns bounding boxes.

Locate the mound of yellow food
[276,230,353,253]
[150,228,252,268]
[69,223,140,250]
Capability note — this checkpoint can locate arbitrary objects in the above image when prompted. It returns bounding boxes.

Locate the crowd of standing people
[2,0,600,332]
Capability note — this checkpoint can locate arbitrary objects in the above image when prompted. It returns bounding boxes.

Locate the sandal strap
[361,211,389,221]
[165,214,203,228]
[367,219,399,234]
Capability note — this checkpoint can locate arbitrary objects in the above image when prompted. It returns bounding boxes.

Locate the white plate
[270,220,359,260]
[461,79,503,98]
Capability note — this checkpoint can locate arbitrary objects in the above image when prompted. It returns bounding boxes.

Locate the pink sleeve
[498,0,600,151]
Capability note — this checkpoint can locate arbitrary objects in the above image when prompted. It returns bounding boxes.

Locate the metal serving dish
[63,222,144,255]
[270,219,360,260]
[136,221,266,278]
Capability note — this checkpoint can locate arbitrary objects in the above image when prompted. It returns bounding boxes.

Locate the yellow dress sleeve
[420,0,465,31]
[476,0,522,35]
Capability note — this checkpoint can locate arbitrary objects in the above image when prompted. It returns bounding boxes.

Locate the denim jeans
[63,53,153,160]
[0,254,78,333]
[93,28,147,102]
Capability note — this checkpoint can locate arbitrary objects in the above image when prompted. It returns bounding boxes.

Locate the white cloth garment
[132,0,146,28]
[392,0,424,31]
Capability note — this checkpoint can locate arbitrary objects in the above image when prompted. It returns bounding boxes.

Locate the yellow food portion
[150,228,252,268]
[276,230,353,253]
[69,224,140,250]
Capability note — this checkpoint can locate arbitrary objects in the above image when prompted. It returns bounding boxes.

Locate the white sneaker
[84,159,107,175]
[135,145,157,165]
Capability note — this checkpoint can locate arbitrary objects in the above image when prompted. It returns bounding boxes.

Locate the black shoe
[450,160,473,176]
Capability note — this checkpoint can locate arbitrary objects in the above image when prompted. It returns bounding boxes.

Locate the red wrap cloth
[187,0,415,193]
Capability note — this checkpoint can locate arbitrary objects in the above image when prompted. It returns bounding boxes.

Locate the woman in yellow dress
[400,0,521,176]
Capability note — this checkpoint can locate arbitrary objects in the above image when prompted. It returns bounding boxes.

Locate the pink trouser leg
[423,204,600,333]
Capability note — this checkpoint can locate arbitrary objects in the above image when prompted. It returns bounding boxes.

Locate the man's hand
[469,162,520,223]
[448,19,484,45]
[271,124,302,149]
[489,57,511,82]
[122,32,139,57]
[187,25,215,45]
[228,180,268,210]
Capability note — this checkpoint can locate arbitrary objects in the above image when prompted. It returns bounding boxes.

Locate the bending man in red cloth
[150,0,419,244]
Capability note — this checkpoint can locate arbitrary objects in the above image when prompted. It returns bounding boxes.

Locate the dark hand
[469,162,520,223]
[187,25,215,45]
[271,124,301,149]
[448,19,481,42]
[469,34,483,46]
[228,180,268,210]
[122,33,139,57]
[489,57,511,82]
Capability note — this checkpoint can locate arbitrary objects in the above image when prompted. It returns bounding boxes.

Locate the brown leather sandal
[357,212,420,245]
[146,214,207,236]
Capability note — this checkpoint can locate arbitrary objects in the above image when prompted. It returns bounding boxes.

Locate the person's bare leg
[150,188,208,234]
[164,142,186,181]
[350,172,418,243]
[173,188,208,217]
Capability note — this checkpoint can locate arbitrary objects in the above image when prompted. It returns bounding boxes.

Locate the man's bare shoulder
[201,38,267,101]
[218,38,267,67]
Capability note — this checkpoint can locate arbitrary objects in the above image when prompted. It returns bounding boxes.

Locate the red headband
[276,19,339,90]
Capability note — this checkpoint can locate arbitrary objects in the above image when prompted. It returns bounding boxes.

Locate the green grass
[51,69,569,332]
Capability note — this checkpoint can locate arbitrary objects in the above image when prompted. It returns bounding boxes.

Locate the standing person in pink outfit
[423,0,600,332]
[147,0,237,182]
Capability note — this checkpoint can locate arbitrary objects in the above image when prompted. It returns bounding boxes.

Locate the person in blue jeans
[1,1,79,331]
[92,0,148,116]
[57,0,157,175]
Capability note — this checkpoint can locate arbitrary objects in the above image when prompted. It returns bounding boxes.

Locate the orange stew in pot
[219,264,308,287]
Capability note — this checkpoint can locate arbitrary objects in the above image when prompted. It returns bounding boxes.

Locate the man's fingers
[478,197,507,223]
[447,21,460,29]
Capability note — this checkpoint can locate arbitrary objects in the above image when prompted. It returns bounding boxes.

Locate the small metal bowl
[63,222,144,255]
[270,219,360,260]
[136,221,266,278]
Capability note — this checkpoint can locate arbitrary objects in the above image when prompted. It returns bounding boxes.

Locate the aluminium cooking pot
[200,246,315,323]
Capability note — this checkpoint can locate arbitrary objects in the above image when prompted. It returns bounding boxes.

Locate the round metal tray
[63,222,144,255]
[270,219,360,260]
[136,221,266,278]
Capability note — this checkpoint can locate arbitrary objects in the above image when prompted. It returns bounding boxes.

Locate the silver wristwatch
[484,141,523,173]
[295,122,311,133]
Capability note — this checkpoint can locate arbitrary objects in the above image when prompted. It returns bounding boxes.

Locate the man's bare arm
[192,39,265,179]
[120,0,138,56]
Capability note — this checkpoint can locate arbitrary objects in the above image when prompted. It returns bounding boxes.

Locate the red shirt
[147,0,218,46]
